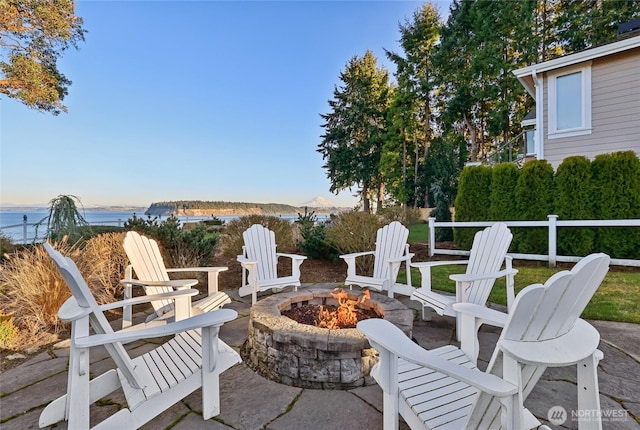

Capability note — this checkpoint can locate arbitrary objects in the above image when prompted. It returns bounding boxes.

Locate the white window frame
[547,62,592,139]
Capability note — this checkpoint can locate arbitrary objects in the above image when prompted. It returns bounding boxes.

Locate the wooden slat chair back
[464,223,513,306]
[341,221,414,298]
[40,243,241,429]
[124,231,175,316]
[358,253,610,430]
[237,224,307,304]
[243,223,279,282]
[123,231,231,327]
[411,222,516,339]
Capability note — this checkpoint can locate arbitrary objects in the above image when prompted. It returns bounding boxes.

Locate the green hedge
[450,150,639,259]
[453,165,492,249]
[592,151,640,259]
[514,160,555,254]
[489,163,520,222]
[555,156,594,256]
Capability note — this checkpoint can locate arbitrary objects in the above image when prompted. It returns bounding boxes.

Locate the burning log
[316,289,371,329]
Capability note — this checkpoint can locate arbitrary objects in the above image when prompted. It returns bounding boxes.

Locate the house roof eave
[512,35,640,94]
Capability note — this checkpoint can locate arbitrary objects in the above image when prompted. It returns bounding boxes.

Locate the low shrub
[0,234,129,349]
[0,312,19,349]
[1,231,14,260]
[0,241,74,339]
[125,214,220,267]
[379,205,423,227]
[77,232,129,304]
[325,211,383,274]
[219,215,296,258]
[295,209,333,260]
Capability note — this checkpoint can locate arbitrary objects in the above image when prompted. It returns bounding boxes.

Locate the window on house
[548,64,592,139]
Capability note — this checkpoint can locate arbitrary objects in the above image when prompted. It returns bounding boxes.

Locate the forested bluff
[145,201,344,217]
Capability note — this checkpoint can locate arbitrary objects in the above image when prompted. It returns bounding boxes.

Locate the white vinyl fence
[427,215,640,267]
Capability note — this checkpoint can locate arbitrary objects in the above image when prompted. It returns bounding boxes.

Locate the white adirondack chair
[122,231,231,328]
[358,253,610,430]
[237,224,307,305]
[410,222,516,339]
[340,221,415,298]
[41,242,242,430]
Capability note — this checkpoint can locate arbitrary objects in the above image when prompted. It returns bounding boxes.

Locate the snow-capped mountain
[300,196,337,208]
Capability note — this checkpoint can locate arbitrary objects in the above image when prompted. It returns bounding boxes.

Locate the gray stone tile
[194,364,301,430]
[1,356,67,395]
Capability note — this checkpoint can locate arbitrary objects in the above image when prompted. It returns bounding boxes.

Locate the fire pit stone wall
[242,286,414,389]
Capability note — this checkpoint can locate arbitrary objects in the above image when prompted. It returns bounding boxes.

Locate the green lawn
[403,224,640,324]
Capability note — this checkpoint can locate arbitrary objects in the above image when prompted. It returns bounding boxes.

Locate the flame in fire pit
[316,289,370,329]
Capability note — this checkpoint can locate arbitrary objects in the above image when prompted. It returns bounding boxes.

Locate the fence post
[22,215,28,243]
[548,214,558,268]
[428,217,436,257]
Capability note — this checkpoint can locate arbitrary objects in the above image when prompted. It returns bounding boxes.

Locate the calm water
[0,210,313,243]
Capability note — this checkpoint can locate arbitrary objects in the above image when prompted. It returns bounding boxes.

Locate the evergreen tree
[1,0,86,114]
[318,51,391,213]
[384,3,442,207]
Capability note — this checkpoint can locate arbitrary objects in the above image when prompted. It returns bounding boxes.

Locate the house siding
[542,49,640,168]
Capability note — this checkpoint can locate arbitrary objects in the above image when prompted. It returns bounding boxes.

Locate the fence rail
[427,215,640,267]
[1,218,126,244]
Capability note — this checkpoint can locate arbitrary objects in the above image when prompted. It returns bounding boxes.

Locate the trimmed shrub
[555,156,595,256]
[489,162,520,221]
[325,211,384,274]
[219,215,296,258]
[296,210,333,260]
[592,151,640,259]
[453,165,492,249]
[514,160,555,254]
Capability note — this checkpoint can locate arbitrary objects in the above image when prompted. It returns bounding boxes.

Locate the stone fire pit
[242,286,413,389]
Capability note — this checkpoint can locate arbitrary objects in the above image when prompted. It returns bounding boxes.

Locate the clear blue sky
[1,0,450,208]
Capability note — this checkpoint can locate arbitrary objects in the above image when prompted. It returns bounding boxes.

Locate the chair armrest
[120,278,199,289]
[236,256,257,268]
[277,253,307,279]
[166,267,228,274]
[387,252,414,264]
[410,260,470,290]
[340,251,375,260]
[99,289,199,312]
[166,267,228,295]
[75,309,238,348]
[276,253,307,261]
[449,268,518,283]
[411,260,470,269]
[453,302,509,327]
[357,319,517,397]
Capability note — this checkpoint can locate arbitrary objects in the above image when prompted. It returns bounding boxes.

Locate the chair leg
[201,326,221,420]
[576,351,603,430]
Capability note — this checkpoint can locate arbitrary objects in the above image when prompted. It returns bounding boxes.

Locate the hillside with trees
[145,200,342,217]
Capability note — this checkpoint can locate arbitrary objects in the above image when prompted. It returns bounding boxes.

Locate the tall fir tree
[318,50,392,212]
